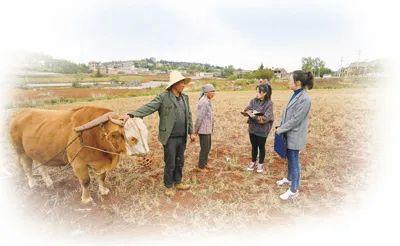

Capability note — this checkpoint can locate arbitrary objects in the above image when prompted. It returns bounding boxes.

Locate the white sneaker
[256,163,264,173]
[276,178,291,186]
[246,162,257,171]
[279,189,299,200]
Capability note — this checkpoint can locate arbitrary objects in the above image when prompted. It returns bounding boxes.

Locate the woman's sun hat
[202,84,215,93]
[199,83,215,99]
[166,70,191,90]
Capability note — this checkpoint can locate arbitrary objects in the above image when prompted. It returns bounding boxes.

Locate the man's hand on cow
[189,134,196,143]
[122,114,130,122]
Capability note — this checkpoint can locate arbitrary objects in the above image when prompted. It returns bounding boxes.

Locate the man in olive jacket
[126,71,195,197]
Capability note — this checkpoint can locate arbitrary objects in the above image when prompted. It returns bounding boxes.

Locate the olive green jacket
[128,91,193,145]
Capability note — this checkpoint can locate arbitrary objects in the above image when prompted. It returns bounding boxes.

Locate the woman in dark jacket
[276,70,313,200]
[242,83,274,173]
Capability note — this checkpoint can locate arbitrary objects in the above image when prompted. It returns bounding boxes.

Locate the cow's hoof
[99,186,110,196]
[28,179,36,188]
[81,196,93,204]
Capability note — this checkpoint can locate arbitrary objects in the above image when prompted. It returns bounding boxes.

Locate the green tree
[187,64,199,74]
[242,67,274,81]
[221,65,235,78]
[42,59,89,74]
[301,57,314,72]
[72,73,84,88]
[110,75,120,84]
[320,67,333,77]
[93,68,102,77]
[254,68,274,80]
[301,57,332,77]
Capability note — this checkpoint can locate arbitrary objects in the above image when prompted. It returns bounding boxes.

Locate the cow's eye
[130,137,138,144]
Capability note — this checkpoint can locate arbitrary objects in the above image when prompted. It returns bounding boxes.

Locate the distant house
[102,63,120,75]
[98,67,106,74]
[119,65,136,74]
[273,68,288,78]
[341,60,383,77]
[233,69,251,77]
[178,70,187,75]
[235,69,250,74]
[132,67,150,75]
[195,72,214,78]
[88,61,101,72]
[107,67,119,75]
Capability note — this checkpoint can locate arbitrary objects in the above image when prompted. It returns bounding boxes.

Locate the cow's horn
[109,116,125,127]
[74,112,117,132]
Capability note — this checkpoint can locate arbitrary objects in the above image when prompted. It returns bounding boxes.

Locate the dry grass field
[15,74,169,84]
[2,88,377,236]
[9,87,165,108]
[8,77,375,108]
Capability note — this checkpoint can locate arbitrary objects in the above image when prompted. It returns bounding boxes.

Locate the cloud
[0,0,393,71]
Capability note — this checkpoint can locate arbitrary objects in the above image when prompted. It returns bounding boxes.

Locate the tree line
[21,52,333,79]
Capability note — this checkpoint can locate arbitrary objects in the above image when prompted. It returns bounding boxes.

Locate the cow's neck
[91,154,120,175]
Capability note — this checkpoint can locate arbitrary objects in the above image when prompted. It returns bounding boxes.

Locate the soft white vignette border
[0,0,399,245]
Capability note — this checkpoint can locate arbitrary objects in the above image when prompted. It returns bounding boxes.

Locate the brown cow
[9,106,149,203]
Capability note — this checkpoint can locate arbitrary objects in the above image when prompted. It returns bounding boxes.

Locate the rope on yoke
[31,134,81,172]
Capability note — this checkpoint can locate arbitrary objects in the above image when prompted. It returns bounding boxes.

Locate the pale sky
[0,0,397,71]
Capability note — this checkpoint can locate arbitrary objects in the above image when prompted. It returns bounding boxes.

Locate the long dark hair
[292,70,314,90]
[256,83,272,101]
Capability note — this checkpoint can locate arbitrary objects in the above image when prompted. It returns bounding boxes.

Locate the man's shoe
[164,187,175,197]
[175,183,191,190]
[279,189,299,200]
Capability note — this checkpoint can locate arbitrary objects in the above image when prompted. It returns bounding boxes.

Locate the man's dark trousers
[163,136,186,188]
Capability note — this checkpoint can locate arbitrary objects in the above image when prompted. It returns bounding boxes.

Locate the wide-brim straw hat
[166,70,191,90]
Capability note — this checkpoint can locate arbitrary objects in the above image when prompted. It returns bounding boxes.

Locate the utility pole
[357,49,362,77]
[339,57,344,77]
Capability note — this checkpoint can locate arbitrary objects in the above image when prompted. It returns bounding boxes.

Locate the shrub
[72,81,81,88]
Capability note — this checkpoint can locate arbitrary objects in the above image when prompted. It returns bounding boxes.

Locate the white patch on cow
[124,118,150,156]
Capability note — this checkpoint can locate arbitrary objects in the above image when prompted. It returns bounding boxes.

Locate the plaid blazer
[194,96,214,134]
[277,90,311,150]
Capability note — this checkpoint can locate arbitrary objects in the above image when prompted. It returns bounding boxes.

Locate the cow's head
[122,117,150,156]
[101,116,127,154]
[76,112,150,156]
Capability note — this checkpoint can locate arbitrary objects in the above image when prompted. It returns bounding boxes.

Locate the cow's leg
[37,164,54,189]
[96,172,109,196]
[72,162,93,204]
[19,154,36,188]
